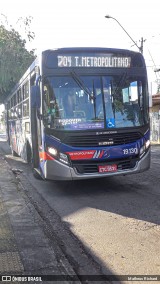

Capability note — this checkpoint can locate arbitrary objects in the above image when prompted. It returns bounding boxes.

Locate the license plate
[98,164,117,173]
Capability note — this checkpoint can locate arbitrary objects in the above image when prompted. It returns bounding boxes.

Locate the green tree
[0,16,36,103]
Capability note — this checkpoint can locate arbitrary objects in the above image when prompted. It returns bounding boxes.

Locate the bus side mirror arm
[37,109,43,120]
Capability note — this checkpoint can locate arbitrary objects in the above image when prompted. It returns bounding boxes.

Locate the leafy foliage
[0,19,36,103]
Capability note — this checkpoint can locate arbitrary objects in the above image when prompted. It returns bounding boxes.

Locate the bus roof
[42,47,141,54]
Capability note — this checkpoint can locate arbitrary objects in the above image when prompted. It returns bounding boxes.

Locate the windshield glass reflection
[43,74,146,130]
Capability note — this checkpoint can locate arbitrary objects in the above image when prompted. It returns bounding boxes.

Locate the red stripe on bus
[66,150,95,160]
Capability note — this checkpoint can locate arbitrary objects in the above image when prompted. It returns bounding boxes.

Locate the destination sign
[57,55,131,68]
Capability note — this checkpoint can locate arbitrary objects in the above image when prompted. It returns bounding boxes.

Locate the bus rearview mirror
[31,86,41,108]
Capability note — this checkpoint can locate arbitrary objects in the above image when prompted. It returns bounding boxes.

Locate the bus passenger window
[17,89,22,103]
[23,99,29,117]
[18,104,22,118]
[23,82,29,100]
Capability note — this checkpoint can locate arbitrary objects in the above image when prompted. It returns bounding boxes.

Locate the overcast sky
[1,0,160,92]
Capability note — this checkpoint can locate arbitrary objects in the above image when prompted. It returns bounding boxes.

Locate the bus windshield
[43,74,148,130]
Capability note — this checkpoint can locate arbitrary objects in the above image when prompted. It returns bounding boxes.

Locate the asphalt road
[1,134,160,280]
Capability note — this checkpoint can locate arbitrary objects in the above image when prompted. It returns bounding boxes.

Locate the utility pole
[139,37,146,54]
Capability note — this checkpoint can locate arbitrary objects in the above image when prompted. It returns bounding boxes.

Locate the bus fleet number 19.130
[123,148,138,155]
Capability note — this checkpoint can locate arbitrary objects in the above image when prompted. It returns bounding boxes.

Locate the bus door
[30,83,42,174]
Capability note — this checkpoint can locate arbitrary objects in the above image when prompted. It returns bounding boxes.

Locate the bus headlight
[47,147,58,157]
[145,140,150,149]
[140,145,145,155]
[140,140,150,156]
[59,152,70,165]
[47,147,70,165]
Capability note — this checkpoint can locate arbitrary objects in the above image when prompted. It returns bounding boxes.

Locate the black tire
[10,144,19,157]
[33,168,43,180]
[26,141,32,163]
[12,149,19,157]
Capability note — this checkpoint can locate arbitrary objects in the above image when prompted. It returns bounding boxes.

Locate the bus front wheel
[33,168,43,180]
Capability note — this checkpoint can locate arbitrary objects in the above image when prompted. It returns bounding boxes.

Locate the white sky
[1,0,160,94]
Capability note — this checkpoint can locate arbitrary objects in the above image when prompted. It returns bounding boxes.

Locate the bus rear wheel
[11,146,19,157]
[26,142,32,163]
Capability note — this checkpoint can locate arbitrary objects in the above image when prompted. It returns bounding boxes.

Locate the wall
[150,95,160,144]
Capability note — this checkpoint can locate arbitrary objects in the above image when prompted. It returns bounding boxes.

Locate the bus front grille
[64,132,142,147]
[73,158,138,174]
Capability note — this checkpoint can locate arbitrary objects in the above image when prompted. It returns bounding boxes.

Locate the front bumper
[43,148,151,181]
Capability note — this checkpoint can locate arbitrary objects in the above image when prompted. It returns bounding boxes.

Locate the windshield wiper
[111,72,128,119]
[70,71,93,100]
[92,79,97,119]
[113,72,127,98]
[71,71,98,119]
